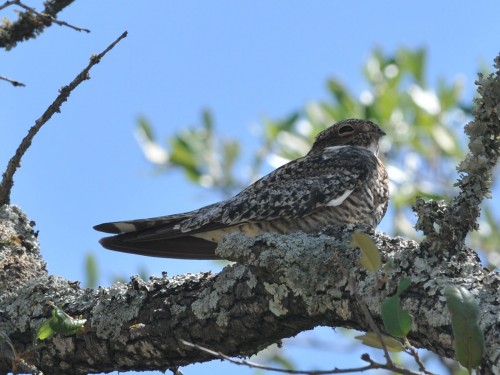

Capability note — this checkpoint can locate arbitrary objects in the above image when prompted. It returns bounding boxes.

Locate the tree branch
[0,31,127,206]
[0,74,25,87]
[0,205,499,374]
[180,340,428,375]
[414,56,500,254]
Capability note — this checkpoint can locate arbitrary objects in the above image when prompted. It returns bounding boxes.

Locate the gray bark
[0,205,499,374]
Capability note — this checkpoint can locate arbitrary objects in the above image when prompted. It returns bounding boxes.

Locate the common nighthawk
[95,119,389,259]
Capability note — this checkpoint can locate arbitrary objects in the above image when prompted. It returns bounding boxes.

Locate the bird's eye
[338,125,355,135]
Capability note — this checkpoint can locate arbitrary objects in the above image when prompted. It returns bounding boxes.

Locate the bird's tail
[94,213,219,260]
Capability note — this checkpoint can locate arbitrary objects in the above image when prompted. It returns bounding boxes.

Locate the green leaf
[350,232,381,272]
[137,116,155,142]
[327,79,357,113]
[397,47,426,84]
[437,78,463,111]
[85,252,98,289]
[202,109,214,132]
[355,332,405,352]
[169,135,201,181]
[222,140,240,170]
[397,277,411,294]
[36,319,56,341]
[381,295,412,338]
[49,305,86,336]
[381,278,412,338]
[445,286,485,370]
[263,113,299,141]
[36,305,87,344]
[430,126,461,157]
[373,88,399,120]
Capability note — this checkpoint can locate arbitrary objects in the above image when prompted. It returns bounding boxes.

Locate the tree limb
[414,57,500,255]
[0,205,499,374]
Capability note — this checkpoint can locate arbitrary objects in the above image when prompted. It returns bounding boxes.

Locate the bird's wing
[179,147,375,230]
[94,203,220,234]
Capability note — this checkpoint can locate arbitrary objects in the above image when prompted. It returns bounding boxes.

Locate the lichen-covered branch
[414,54,500,253]
[1,205,499,374]
[0,0,85,50]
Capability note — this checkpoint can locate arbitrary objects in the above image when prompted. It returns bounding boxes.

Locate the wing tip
[94,222,122,234]
[94,221,146,234]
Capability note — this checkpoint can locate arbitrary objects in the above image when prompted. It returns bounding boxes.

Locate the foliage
[381,278,412,338]
[35,303,86,344]
[85,252,98,289]
[350,231,382,272]
[445,286,485,372]
[354,332,405,352]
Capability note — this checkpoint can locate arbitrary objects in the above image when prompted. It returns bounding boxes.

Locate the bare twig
[180,339,373,374]
[404,338,433,375]
[0,31,128,206]
[10,0,90,33]
[0,74,25,87]
[180,340,426,375]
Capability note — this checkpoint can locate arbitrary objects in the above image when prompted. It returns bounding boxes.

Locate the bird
[94,118,389,260]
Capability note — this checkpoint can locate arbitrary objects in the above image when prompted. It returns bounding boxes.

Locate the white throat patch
[366,141,379,156]
[325,143,379,156]
[324,145,348,152]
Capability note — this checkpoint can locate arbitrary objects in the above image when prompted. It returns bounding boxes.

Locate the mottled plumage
[95,119,389,259]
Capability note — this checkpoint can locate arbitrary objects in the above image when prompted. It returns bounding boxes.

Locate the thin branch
[11,0,90,33]
[0,31,128,206]
[404,338,433,375]
[180,340,427,375]
[0,74,25,87]
[361,354,431,375]
[180,340,373,374]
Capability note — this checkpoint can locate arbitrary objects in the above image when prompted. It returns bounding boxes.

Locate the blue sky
[2,1,499,374]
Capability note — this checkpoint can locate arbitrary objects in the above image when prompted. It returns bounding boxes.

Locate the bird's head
[309,119,386,156]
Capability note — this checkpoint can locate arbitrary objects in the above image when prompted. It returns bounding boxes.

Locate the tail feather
[98,232,218,259]
[94,211,224,259]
